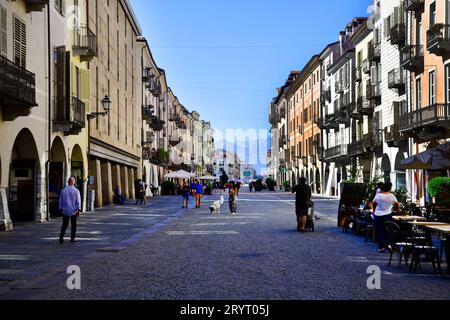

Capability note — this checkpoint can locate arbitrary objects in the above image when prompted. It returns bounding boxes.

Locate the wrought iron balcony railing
[366,82,381,101]
[73,26,97,61]
[0,54,36,109]
[324,144,347,161]
[404,0,424,12]
[400,45,424,72]
[390,23,406,46]
[348,140,364,157]
[356,97,373,116]
[384,124,406,148]
[427,23,450,55]
[53,96,86,135]
[399,104,450,141]
[388,68,405,90]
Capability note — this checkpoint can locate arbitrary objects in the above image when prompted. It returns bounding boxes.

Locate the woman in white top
[372,182,399,253]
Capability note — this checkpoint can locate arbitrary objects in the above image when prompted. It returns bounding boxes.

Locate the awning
[401,142,450,170]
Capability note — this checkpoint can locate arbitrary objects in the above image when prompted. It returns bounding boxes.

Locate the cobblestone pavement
[1,189,449,300]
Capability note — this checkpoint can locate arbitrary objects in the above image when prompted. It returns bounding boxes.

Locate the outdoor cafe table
[424,224,450,273]
[406,221,448,227]
[392,216,427,222]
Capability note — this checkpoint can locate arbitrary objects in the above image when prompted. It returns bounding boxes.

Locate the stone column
[0,186,13,231]
[101,161,113,205]
[121,166,129,199]
[35,169,46,223]
[129,167,135,200]
[115,164,122,192]
[92,159,103,208]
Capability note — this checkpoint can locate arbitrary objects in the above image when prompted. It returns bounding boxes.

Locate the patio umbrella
[198,175,218,180]
[164,170,196,179]
[401,142,450,170]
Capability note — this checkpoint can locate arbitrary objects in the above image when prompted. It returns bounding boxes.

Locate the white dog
[209,193,224,215]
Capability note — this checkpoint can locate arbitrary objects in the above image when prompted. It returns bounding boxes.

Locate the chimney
[339,31,346,55]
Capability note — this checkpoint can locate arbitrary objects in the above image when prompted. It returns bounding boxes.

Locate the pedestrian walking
[372,182,399,253]
[191,179,204,208]
[136,179,145,205]
[229,182,238,215]
[59,177,81,244]
[181,180,190,209]
[292,177,312,233]
[249,181,254,193]
[236,181,241,196]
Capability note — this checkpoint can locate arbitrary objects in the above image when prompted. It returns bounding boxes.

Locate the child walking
[229,182,238,215]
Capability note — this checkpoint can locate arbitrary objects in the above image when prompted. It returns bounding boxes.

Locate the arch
[381,154,391,182]
[49,136,67,218]
[9,129,40,222]
[70,144,85,208]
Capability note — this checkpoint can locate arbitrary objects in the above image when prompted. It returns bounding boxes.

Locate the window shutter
[13,17,26,68]
[0,6,6,56]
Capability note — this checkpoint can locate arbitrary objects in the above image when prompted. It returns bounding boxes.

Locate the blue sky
[130,0,370,173]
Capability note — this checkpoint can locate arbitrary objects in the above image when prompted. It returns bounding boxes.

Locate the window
[429,70,436,105]
[416,78,422,110]
[13,17,26,68]
[430,2,436,26]
[0,6,6,56]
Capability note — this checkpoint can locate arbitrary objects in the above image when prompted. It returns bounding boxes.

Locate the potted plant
[428,177,450,208]
[266,178,277,191]
[161,180,176,195]
[254,179,264,192]
[283,180,291,192]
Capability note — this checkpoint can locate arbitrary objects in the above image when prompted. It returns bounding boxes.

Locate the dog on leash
[209,193,225,215]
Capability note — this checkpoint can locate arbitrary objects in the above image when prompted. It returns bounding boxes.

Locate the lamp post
[86,95,112,211]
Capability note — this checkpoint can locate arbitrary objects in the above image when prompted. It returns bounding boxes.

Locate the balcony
[143,147,169,166]
[326,114,339,131]
[348,140,364,157]
[147,116,165,132]
[384,124,406,148]
[399,104,450,143]
[362,59,371,74]
[302,157,308,167]
[321,88,331,102]
[366,82,381,101]
[73,26,97,62]
[400,45,424,72]
[147,77,161,97]
[142,68,151,83]
[142,106,154,121]
[349,100,363,120]
[404,0,424,12]
[324,144,348,162]
[53,96,86,135]
[0,54,37,120]
[356,97,373,116]
[25,0,48,12]
[362,131,383,152]
[368,43,381,62]
[388,68,405,90]
[390,23,406,46]
[427,23,450,55]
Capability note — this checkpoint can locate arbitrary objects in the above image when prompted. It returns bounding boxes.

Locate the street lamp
[86,96,112,211]
[87,95,112,120]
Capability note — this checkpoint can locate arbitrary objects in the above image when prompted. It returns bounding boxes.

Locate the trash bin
[88,190,95,212]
